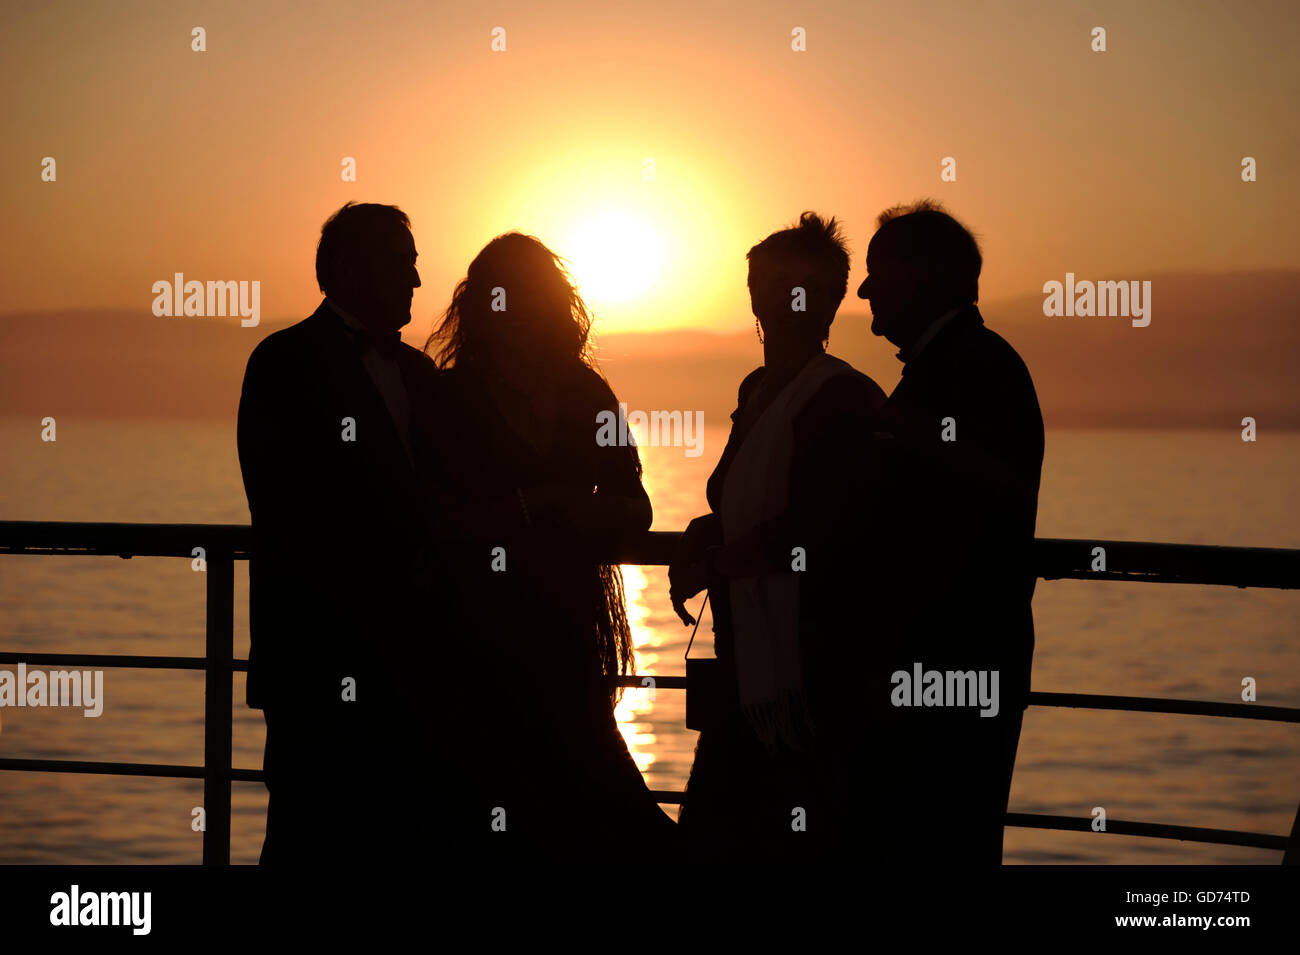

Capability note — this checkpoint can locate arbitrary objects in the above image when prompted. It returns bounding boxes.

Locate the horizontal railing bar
[1034,538,1300,589]
[0,761,687,805]
[0,651,247,672]
[1029,691,1300,722]
[0,522,681,562]
[1005,813,1287,851]
[0,757,673,796]
[0,758,1284,850]
[612,679,1300,723]
[611,675,688,689]
[0,757,266,783]
[0,757,206,779]
[1,521,1298,589]
[0,521,251,559]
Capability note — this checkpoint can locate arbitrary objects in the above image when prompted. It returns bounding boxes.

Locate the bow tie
[347,324,403,360]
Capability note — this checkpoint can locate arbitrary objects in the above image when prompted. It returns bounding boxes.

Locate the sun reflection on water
[615,563,658,774]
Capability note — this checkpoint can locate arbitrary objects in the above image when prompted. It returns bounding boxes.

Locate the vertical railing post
[203,547,234,865]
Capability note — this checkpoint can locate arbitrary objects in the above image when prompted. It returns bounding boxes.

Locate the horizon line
[2,266,1298,329]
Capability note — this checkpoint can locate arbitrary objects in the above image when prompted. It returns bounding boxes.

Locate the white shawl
[720,353,856,752]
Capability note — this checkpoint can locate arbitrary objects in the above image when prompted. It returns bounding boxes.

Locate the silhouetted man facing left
[857,200,1044,864]
[237,202,442,867]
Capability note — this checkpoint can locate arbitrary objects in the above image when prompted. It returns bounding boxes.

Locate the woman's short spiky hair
[746,211,851,321]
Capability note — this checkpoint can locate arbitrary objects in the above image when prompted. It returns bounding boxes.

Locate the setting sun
[563,212,665,306]
[467,144,754,335]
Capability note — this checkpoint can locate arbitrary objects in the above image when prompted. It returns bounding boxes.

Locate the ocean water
[0,416,1297,864]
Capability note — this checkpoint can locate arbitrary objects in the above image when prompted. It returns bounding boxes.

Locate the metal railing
[1,520,1297,864]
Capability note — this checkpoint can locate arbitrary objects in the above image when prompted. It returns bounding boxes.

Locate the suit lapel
[305,305,426,516]
[898,305,982,378]
[878,307,981,488]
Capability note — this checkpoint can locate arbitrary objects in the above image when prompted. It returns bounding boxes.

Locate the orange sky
[1,0,1296,336]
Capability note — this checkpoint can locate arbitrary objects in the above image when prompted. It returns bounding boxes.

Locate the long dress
[427,360,674,850]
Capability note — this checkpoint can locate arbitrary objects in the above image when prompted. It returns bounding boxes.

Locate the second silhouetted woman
[420,232,675,851]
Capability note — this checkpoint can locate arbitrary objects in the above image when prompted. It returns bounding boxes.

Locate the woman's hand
[669,515,722,625]
[669,556,710,626]
[676,515,721,564]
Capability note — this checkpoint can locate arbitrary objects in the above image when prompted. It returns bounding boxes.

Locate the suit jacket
[236,301,443,715]
[869,304,1044,713]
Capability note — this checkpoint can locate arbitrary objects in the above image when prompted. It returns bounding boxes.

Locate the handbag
[684,593,723,732]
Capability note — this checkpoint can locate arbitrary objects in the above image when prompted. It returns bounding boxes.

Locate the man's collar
[896,305,969,364]
[324,296,366,332]
[324,297,403,359]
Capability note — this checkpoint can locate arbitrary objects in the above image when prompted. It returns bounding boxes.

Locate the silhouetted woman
[420,231,674,849]
[669,212,885,858]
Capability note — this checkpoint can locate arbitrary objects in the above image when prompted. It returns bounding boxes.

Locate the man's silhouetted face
[857,242,932,348]
[329,223,420,333]
[858,231,961,352]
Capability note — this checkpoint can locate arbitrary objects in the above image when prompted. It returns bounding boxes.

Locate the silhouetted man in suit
[857,200,1043,864]
[237,202,444,867]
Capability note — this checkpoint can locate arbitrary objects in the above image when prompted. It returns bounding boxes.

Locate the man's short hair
[747,211,851,321]
[315,202,411,294]
[873,199,981,305]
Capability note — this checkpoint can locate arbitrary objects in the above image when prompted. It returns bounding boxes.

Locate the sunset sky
[1,0,1296,337]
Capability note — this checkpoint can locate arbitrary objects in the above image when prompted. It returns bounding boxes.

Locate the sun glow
[563,212,665,306]
[467,146,754,333]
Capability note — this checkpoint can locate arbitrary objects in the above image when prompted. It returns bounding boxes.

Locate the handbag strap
[684,591,710,659]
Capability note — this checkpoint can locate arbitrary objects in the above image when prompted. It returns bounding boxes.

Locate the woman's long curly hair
[425,232,638,702]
